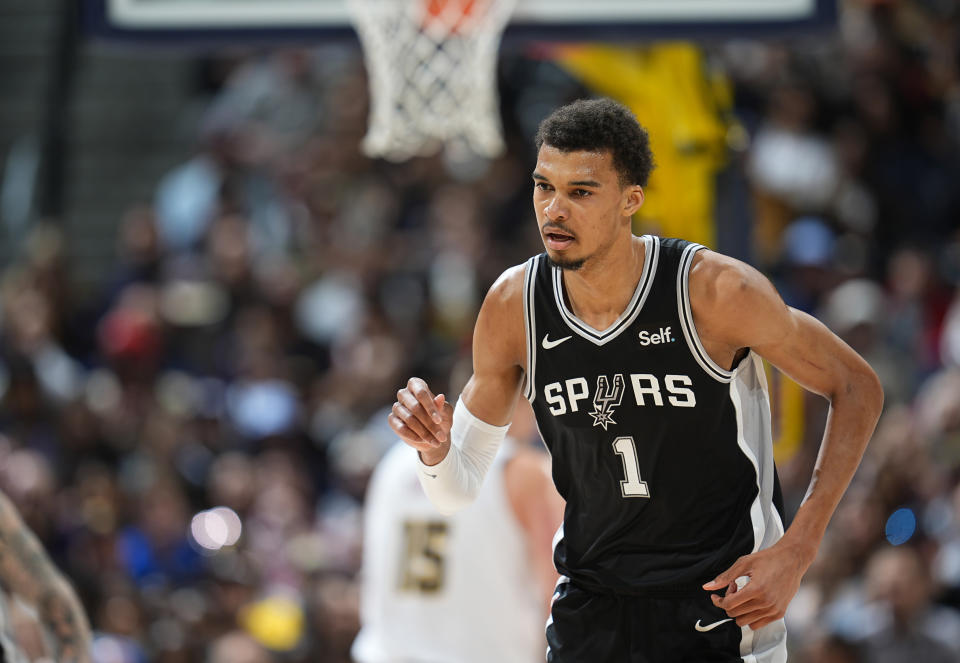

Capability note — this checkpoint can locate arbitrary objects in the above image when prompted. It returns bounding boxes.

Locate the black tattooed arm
[0,492,92,663]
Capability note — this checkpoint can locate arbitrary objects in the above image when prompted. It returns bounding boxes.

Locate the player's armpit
[691,254,883,458]
[689,251,882,406]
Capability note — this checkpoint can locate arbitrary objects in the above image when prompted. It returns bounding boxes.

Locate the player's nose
[544,194,567,222]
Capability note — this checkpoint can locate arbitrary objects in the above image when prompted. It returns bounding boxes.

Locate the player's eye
[534,181,552,191]
[572,188,591,198]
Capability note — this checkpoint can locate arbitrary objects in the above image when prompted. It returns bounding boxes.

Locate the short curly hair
[535,98,655,187]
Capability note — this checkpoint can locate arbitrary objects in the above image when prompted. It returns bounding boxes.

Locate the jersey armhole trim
[522,255,539,402]
[677,244,736,383]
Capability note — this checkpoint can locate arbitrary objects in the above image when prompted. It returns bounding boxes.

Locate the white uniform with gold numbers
[352,442,545,663]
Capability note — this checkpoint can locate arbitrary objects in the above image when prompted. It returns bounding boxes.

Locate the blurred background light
[885,507,917,546]
[191,506,243,551]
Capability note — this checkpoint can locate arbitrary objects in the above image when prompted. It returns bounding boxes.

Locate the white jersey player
[352,411,562,663]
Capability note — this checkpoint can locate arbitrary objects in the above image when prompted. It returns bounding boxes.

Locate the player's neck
[561,234,646,330]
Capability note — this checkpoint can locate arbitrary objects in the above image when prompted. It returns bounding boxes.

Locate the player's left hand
[702,538,813,630]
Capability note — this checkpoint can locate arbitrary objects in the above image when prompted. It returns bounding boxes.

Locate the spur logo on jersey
[590,374,624,430]
[638,325,676,346]
[543,372,697,420]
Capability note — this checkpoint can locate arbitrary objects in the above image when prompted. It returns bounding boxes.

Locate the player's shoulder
[485,262,529,304]
[366,443,431,514]
[474,261,537,368]
[369,443,417,489]
[478,261,533,322]
[689,249,767,312]
[687,249,787,349]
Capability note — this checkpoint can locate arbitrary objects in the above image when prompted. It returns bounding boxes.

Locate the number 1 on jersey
[613,436,650,498]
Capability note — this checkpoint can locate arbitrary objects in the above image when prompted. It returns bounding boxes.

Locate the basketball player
[352,403,563,663]
[388,98,884,661]
[0,490,92,663]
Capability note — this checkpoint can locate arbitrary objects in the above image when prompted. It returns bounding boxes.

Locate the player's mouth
[543,227,575,250]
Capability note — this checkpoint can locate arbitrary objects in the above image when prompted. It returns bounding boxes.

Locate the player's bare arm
[459,263,528,428]
[504,448,564,613]
[390,264,526,468]
[0,492,93,663]
[690,251,884,630]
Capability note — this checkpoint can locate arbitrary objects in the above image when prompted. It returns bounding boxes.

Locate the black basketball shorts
[546,581,787,663]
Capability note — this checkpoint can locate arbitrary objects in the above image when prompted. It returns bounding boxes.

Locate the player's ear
[623,185,644,216]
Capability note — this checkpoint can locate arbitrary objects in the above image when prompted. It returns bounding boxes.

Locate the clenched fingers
[742,614,780,630]
[712,593,768,617]
[389,377,452,447]
[407,378,444,424]
[391,403,442,447]
[397,382,447,442]
[387,412,439,452]
[714,585,757,612]
[733,608,777,629]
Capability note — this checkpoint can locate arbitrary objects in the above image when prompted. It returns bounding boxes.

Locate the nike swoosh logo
[423,472,437,479]
[694,619,733,632]
[542,334,572,350]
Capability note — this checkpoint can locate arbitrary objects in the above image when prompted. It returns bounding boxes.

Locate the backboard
[83,0,837,43]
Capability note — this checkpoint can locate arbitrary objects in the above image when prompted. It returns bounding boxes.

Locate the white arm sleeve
[415,398,509,515]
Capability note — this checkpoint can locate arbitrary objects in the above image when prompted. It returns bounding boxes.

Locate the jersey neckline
[551,235,660,346]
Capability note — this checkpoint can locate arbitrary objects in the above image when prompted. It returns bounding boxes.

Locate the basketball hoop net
[347,0,516,162]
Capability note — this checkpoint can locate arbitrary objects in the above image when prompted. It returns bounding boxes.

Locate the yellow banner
[556,43,734,248]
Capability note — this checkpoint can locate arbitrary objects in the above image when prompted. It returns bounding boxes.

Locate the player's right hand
[389,377,454,457]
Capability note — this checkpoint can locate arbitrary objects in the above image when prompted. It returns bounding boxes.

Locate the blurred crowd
[1,0,960,661]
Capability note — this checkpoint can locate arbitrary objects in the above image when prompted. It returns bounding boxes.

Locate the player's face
[532,146,643,271]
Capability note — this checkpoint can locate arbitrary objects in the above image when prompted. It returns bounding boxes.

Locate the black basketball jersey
[523,235,785,595]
